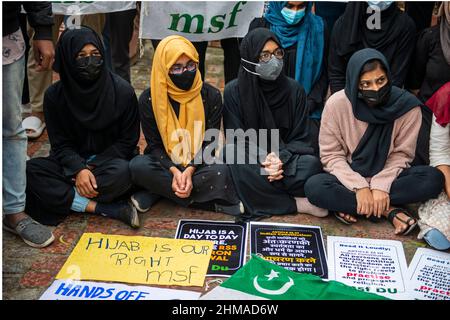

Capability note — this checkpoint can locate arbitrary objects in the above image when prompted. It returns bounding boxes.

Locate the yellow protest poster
[56,233,214,287]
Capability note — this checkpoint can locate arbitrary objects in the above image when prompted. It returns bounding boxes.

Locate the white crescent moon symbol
[253,276,294,295]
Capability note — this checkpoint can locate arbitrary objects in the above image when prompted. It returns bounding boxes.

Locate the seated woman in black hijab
[249,2,329,152]
[305,48,444,235]
[329,1,416,94]
[129,35,242,216]
[223,28,326,220]
[26,27,140,228]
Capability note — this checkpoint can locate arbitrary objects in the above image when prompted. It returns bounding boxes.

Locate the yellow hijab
[150,35,205,167]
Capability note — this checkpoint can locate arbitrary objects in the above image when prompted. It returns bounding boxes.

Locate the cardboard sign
[175,220,248,277]
[40,279,201,300]
[407,248,450,300]
[327,236,410,300]
[56,233,213,287]
[250,222,328,279]
[139,1,265,41]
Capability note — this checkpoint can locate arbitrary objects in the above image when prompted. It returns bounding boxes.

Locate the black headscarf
[346,48,422,177]
[238,28,291,134]
[53,26,118,131]
[335,2,405,56]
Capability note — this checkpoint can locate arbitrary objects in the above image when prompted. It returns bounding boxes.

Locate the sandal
[334,212,355,225]
[387,208,418,236]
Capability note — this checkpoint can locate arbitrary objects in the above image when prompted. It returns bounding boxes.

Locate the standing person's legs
[3,55,54,247]
[129,4,141,66]
[102,13,113,70]
[107,9,136,82]
[3,56,27,216]
[220,37,241,84]
[80,13,106,36]
[19,13,31,112]
[26,15,64,114]
[193,41,208,80]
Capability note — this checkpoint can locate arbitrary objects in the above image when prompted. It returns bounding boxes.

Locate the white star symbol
[265,270,279,281]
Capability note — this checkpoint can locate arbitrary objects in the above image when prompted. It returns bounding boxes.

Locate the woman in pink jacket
[305,48,444,236]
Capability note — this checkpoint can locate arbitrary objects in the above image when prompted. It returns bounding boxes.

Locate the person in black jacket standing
[3,2,55,248]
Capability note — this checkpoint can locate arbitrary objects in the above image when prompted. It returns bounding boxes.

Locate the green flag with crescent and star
[201,255,388,300]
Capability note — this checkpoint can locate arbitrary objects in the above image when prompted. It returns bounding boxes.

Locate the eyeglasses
[259,48,284,63]
[169,60,197,75]
[76,52,102,59]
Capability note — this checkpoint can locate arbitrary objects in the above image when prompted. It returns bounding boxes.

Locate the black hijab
[53,26,118,131]
[238,28,291,134]
[335,2,405,56]
[346,48,422,177]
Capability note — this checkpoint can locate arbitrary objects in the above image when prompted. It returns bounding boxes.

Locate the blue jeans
[3,55,27,215]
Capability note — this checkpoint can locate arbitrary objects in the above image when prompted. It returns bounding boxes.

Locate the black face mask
[169,69,196,91]
[75,55,103,82]
[358,82,391,107]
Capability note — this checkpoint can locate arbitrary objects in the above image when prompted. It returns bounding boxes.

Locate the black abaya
[223,76,321,219]
[25,27,140,225]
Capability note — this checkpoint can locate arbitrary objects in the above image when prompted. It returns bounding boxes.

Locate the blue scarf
[265,2,324,117]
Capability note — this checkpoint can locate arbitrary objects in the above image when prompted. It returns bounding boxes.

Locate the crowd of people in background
[3,1,450,252]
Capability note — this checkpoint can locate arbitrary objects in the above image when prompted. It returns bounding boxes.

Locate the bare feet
[295,197,328,217]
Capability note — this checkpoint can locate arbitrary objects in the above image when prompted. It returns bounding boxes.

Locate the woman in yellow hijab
[130,35,242,215]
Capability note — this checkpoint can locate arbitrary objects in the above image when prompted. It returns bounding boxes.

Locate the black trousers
[107,9,137,83]
[220,37,241,84]
[228,153,323,218]
[304,166,444,217]
[129,154,240,210]
[26,157,133,225]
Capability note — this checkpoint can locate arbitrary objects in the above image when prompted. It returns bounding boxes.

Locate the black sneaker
[130,191,161,213]
[97,201,140,229]
[118,201,140,228]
